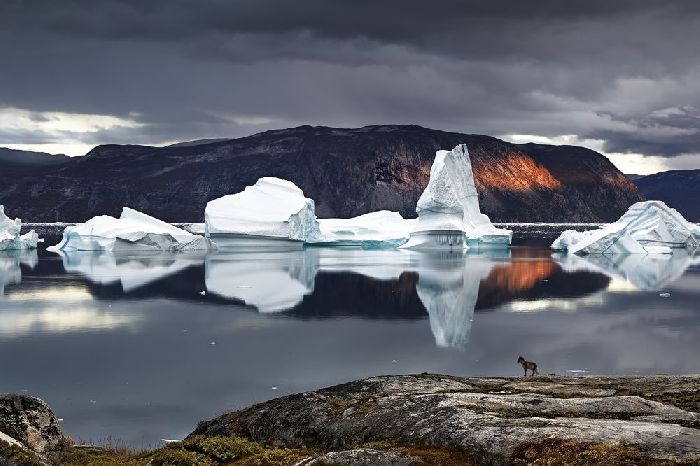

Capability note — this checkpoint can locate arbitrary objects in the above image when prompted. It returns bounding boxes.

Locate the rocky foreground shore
[2,374,699,465]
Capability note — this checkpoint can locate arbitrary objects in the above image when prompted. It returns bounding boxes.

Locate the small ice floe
[199,290,206,296]
[659,292,671,298]
[238,285,253,288]
[566,369,589,374]
[89,399,97,404]
[271,386,278,390]
[57,418,64,422]
[161,439,181,444]
[391,359,398,364]
[210,341,216,345]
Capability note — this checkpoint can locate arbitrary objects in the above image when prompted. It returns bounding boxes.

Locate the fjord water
[1,244,699,447]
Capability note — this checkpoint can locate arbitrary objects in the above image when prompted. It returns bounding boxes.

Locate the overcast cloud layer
[1,0,700,172]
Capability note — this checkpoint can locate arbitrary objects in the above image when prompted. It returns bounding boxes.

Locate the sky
[1,0,700,174]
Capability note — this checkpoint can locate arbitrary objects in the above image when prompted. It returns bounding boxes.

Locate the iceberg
[48,207,213,252]
[0,206,39,250]
[401,145,511,250]
[315,211,415,248]
[552,200,700,255]
[205,177,322,249]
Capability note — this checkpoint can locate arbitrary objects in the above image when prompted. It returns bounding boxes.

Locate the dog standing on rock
[517,356,539,376]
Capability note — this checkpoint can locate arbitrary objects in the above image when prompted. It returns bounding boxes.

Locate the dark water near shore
[1,235,699,447]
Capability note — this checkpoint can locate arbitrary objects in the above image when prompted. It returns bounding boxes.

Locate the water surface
[0,245,698,446]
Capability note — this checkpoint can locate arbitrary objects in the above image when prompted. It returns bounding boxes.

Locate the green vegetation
[0,440,45,466]
[58,435,309,466]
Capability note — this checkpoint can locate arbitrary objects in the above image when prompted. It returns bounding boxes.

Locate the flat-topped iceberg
[0,206,39,251]
[552,200,700,255]
[205,177,322,248]
[316,211,415,248]
[48,207,212,252]
[401,144,511,250]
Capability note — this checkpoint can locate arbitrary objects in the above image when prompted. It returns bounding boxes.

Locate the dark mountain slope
[517,143,643,223]
[634,170,700,221]
[0,125,643,222]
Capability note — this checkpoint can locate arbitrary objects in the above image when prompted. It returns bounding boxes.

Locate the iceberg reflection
[54,250,205,292]
[0,249,37,296]
[555,250,700,291]
[42,247,615,349]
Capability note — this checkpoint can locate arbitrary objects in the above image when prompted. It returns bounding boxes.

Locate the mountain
[0,125,643,223]
[634,170,700,221]
[0,147,69,176]
[625,174,645,181]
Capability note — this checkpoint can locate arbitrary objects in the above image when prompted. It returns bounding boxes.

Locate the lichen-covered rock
[191,374,700,465]
[0,394,69,464]
[302,448,423,465]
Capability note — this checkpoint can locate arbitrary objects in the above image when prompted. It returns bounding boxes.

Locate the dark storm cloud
[1,0,700,162]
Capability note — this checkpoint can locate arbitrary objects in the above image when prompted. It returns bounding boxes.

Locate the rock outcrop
[190,373,700,465]
[0,394,70,464]
[0,125,644,223]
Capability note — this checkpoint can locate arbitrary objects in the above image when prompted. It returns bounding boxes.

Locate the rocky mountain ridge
[0,125,643,223]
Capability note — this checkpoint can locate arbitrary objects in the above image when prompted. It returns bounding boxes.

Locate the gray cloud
[1,0,700,164]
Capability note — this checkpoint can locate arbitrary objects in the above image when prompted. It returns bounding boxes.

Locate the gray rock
[298,448,423,465]
[0,394,68,455]
[190,374,700,465]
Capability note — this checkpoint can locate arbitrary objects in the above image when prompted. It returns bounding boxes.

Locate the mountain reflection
[28,247,668,348]
[27,247,698,347]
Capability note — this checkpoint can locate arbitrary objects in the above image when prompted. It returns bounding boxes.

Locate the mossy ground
[512,438,680,465]
[57,436,310,466]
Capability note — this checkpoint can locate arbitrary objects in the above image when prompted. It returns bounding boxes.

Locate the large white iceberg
[205,177,322,248]
[401,145,511,250]
[48,207,212,252]
[552,201,700,255]
[316,211,415,248]
[0,206,39,251]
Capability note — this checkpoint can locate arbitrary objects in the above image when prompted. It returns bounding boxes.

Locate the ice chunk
[401,145,511,250]
[552,200,700,255]
[0,206,39,250]
[205,177,322,246]
[315,211,415,248]
[48,207,213,252]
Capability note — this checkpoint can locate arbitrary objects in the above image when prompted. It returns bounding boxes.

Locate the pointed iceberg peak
[402,144,511,250]
[0,205,39,251]
[205,177,322,247]
[552,200,700,255]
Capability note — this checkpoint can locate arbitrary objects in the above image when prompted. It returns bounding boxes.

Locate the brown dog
[517,356,539,376]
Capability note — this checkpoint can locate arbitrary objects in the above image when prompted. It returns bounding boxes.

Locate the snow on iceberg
[48,207,213,252]
[401,145,511,250]
[205,177,322,248]
[0,206,39,251]
[316,211,415,248]
[552,200,700,255]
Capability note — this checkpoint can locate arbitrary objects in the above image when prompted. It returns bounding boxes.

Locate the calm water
[1,243,699,447]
